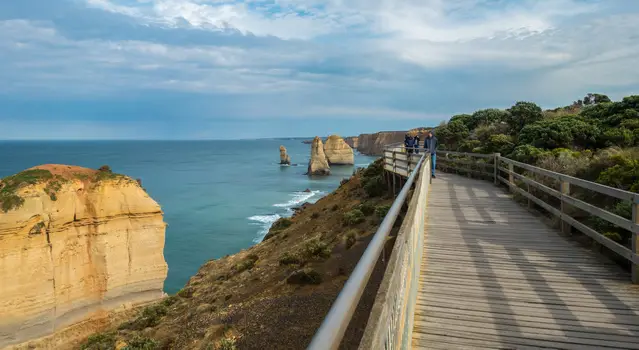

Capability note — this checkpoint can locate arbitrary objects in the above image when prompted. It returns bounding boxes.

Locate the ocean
[0,140,377,293]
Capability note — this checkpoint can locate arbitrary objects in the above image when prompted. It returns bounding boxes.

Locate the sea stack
[307,136,331,176]
[0,165,168,348]
[279,145,291,165]
[324,135,355,165]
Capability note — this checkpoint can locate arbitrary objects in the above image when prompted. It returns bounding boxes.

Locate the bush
[279,252,303,265]
[0,169,53,212]
[311,212,320,219]
[507,101,543,132]
[375,205,392,219]
[98,165,112,173]
[235,254,259,273]
[119,304,168,330]
[177,287,194,299]
[216,336,238,350]
[125,335,157,350]
[343,209,365,225]
[362,175,385,197]
[358,202,375,216]
[518,116,600,149]
[344,230,357,250]
[286,268,322,285]
[81,332,116,350]
[271,218,292,230]
[304,238,331,259]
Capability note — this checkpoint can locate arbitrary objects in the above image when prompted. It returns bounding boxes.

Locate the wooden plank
[412,173,639,349]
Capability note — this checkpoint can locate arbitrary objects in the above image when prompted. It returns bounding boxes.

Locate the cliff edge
[357,131,407,155]
[0,165,168,349]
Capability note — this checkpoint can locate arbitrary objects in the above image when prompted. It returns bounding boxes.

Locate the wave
[248,214,281,243]
[273,190,323,209]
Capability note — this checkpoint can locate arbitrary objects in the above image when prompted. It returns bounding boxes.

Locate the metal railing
[438,151,639,283]
[307,145,429,350]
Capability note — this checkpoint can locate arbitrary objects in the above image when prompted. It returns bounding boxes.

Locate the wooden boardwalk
[413,173,639,350]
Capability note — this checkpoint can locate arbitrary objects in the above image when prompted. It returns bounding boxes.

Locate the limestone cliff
[0,165,167,349]
[323,135,354,165]
[344,136,359,150]
[356,131,407,155]
[279,146,291,165]
[307,137,330,175]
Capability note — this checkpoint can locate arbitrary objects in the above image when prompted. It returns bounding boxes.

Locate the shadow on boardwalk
[412,173,639,350]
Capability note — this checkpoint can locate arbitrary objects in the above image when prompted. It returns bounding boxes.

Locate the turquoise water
[0,140,377,293]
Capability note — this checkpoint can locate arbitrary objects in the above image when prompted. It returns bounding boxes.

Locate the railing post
[493,153,500,185]
[508,163,514,193]
[560,181,571,235]
[632,202,638,284]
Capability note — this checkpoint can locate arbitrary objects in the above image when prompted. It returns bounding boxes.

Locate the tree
[518,116,600,149]
[507,101,543,132]
[449,114,473,130]
[437,120,470,151]
[469,109,509,130]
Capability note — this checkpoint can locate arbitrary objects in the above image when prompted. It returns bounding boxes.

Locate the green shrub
[235,254,259,273]
[124,335,157,350]
[343,209,365,225]
[518,115,600,149]
[216,336,238,350]
[344,230,357,250]
[279,252,303,265]
[362,175,385,197]
[311,212,320,219]
[358,202,375,216]
[81,332,116,350]
[271,218,292,230]
[304,238,331,259]
[119,304,168,330]
[375,205,392,219]
[162,295,178,307]
[603,231,623,243]
[0,169,53,212]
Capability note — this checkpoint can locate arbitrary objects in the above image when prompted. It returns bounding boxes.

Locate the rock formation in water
[344,136,359,149]
[323,135,354,165]
[279,146,291,165]
[0,164,168,349]
[356,131,408,155]
[307,137,331,175]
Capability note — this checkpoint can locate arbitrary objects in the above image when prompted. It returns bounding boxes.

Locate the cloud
[0,0,638,139]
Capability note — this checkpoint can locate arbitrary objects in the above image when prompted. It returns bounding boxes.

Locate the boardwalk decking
[413,173,639,350]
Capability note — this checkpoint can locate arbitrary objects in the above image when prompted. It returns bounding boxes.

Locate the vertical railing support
[632,202,638,284]
[508,163,514,193]
[493,153,500,185]
[527,183,533,209]
[560,181,571,235]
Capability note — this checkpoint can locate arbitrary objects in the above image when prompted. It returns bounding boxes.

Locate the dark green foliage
[216,337,238,350]
[449,114,473,129]
[271,218,292,230]
[375,204,392,219]
[485,134,515,155]
[507,101,543,132]
[601,128,634,148]
[161,295,178,307]
[311,212,320,219]
[518,116,600,149]
[119,304,168,331]
[177,287,194,298]
[124,335,157,350]
[358,202,375,216]
[437,120,470,151]
[304,238,331,259]
[286,268,322,285]
[98,165,112,172]
[360,159,386,197]
[279,251,303,265]
[469,109,509,130]
[0,169,53,212]
[343,209,365,225]
[81,332,116,350]
[596,158,639,192]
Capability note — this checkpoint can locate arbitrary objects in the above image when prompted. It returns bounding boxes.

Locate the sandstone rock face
[307,137,331,176]
[357,131,407,155]
[323,135,354,165]
[344,136,359,149]
[279,146,291,165]
[0,165,167,349]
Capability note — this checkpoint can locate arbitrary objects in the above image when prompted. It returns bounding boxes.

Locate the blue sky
[1,0,638,140]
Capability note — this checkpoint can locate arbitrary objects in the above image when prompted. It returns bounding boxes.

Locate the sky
[1,0,638,140]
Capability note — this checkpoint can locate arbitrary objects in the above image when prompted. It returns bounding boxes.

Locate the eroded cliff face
[307,137,330,175]
[344,136,359,149]
[323,135,354,165]
[0,165,167,349]
[356,131,407,155]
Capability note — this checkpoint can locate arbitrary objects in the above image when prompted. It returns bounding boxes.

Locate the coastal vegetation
[435,93,639,257]
[80,158,399,350]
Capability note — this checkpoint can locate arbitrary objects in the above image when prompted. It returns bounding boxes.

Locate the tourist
[414,133,420,154]
[424,130,438,178]
[404,133,415,154]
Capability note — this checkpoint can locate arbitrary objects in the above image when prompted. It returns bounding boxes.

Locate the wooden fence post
[632,202,638,284]
[508,163,514,193]
[493,153,500,185]
[560,181,571,235]
[527,183,533,209]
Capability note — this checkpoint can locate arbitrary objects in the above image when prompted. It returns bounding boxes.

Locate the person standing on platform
[424,130,438,178]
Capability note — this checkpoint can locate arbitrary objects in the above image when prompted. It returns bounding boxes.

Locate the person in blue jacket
[404,133,415,154]
[424,130,438,178]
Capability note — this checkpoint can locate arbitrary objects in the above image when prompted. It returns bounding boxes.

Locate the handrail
[307,148,427,350]
[440,151,639,283]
